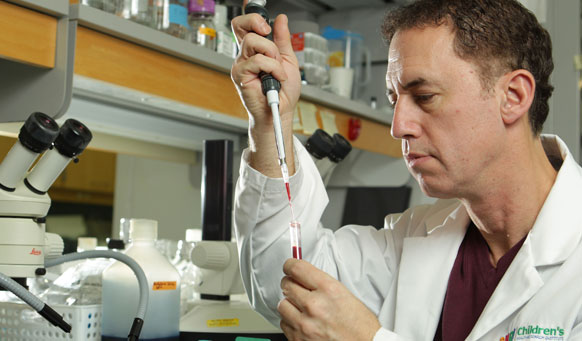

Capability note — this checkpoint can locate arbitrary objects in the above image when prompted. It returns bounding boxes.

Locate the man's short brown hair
[382,0,554,135]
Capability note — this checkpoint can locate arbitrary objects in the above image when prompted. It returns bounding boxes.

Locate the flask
[101,219,181,340]
[188,0,217,50]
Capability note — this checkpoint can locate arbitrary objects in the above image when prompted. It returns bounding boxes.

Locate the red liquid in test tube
[289,220,302,260]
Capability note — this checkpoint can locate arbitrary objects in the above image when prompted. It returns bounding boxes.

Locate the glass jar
[188,0,217,50]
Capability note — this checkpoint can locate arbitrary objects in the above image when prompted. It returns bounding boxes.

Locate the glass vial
[289,221,302,260]
[188,0,217,50]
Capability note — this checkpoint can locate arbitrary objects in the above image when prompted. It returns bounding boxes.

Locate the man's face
[386,25,506,198]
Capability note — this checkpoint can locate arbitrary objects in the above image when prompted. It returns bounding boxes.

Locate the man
[231,0,582,339]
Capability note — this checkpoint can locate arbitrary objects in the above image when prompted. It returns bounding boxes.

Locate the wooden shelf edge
[0,1,58,68]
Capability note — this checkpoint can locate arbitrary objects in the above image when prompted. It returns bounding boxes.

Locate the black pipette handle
[244,2,281,95]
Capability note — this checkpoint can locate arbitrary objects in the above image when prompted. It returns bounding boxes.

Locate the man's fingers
[232,54,288,86]
[278,297,303,321]
[280,274,314,312]
[231,14,271,47]
[283,259,331,291]
[239,33,282,62]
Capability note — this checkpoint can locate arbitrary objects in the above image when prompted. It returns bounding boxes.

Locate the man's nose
[390,99,422,140]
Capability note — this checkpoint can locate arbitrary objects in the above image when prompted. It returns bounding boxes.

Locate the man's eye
[414,94,435,104]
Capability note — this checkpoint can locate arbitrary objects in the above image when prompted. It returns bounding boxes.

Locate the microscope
[0,112,92,332]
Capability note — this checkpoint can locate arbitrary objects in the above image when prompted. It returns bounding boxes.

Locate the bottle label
[153,281,177,290]
[198,27,216,38]
[168,4,189,28]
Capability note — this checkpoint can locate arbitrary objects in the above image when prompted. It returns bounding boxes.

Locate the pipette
[245,0,301,259]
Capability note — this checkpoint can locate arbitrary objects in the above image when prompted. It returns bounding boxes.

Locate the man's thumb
[272,14,296,58]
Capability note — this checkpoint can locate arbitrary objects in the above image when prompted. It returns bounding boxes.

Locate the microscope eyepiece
[19,112,59,153]
[329,133,352,163]
[54,119,93,158]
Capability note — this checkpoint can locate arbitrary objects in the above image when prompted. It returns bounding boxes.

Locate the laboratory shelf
[7,0,69,16]
[70,4,234,74]
[69,3,393,125]
[0,0,74,122]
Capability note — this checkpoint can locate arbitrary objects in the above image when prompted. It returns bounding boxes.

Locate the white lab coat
[233,134,582,340]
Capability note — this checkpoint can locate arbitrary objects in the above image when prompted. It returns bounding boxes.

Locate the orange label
[152,281,177,290]
[199,27,216,38]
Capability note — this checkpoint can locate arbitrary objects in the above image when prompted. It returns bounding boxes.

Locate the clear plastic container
[188,0,217,50]
[214,3,236,58]
[101,219,181,340]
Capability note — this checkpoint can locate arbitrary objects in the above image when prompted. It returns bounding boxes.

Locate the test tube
[289,221,302,260]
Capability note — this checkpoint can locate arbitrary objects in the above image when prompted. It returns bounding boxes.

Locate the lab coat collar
[395,200,470,338]
[527,134,582,267]
[468,135,582,340]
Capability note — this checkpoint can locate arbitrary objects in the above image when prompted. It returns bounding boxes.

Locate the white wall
[112,154,202,241]
[541,0,581,162]
[112,151,243,242]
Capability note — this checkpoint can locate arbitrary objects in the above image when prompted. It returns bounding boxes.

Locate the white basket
[0,302,101,341]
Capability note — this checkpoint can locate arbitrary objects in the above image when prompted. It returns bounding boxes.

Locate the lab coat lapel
[466,241,543,340]
[467,135,582,340]
[394,202,469,339]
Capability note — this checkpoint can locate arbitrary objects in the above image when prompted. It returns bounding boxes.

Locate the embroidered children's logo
[500,325,565,340]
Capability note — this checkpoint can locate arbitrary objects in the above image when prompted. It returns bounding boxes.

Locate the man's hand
[278,259,382,340]
[230,6,301,177]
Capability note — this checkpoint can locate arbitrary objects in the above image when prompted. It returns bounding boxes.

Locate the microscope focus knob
[44,232,64,259]
[190,241,230,270]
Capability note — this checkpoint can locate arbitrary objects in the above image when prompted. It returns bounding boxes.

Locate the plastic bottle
[214,2,236,58]
[188,0,217,50]
[101,219,181,340]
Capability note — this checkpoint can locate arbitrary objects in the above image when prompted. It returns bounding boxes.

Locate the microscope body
[0,177,60,279]
[0,112,91,282]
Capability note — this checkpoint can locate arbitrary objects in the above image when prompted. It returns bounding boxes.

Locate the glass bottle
[152,0,189,39]
[128,0,153,26]
[188,0,217,50]
[80,0,103,10]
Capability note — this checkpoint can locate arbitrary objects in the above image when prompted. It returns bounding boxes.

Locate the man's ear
[500,69,535,125]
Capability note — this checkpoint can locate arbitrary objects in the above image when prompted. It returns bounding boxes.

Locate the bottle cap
[189,0,215,14]
[77,237,97,251]
[129,219,158,241]
[106,238,125,250]
[185,228,202,242]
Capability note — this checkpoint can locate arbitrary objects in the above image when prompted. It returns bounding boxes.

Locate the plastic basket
[0,301,101,341]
